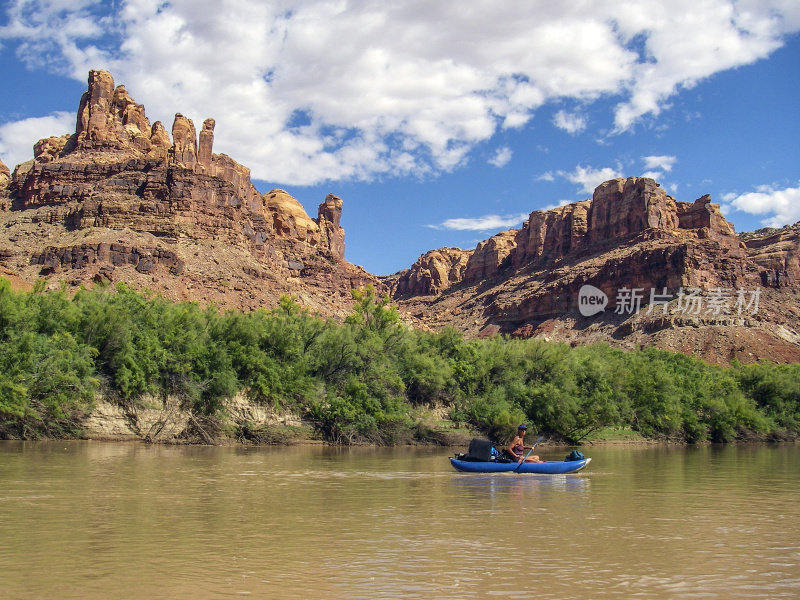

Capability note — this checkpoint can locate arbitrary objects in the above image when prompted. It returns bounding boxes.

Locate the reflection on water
[0,442,798,599]
[452,472,590,495]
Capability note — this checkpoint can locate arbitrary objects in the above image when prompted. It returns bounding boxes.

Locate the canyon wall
[386,178,799,364]
[391,177,756,301]
[0,70,378,314]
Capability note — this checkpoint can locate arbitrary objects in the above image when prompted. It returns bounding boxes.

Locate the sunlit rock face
[387,177,800,365]
[0,70,379,315]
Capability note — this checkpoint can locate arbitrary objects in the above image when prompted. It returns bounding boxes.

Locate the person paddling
[508,424,541,463]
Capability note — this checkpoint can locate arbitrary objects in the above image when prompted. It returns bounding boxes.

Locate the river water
[1,442,798,599]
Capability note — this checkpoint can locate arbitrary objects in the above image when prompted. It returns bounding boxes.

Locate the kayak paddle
[515,436,544,473]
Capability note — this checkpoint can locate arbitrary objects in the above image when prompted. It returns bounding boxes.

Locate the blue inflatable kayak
[450,457,591,474]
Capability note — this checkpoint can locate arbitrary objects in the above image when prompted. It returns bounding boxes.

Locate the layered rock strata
[387,177,800,364]
[390,177,752,301]
[390,247,472,296]
[0,70,379,314]
[742,224,800,287]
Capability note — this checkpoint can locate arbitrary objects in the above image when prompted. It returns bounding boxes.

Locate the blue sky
[1,1,798,275]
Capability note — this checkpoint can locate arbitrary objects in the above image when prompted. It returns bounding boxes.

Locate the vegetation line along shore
[0,278,798,445]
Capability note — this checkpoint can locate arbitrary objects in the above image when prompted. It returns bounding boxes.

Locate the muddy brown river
[1,442,798,599]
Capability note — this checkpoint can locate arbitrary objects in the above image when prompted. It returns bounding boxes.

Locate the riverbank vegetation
[1,279,798,444]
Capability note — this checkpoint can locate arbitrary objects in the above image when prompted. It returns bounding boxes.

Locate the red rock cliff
[0,70,376,315]
[388,177,799,364]
[392,177,753,298]
[389,247,472,296]
[743,224,800,287]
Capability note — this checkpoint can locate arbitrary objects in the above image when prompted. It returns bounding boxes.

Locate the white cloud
[430,213,529,231]
[0,112,74,169]
[642,155,676,172]
[553,110,587,135]
[611,0,792,130]
[537,171,556,182]
[725,183,800,227]
[488,146,512,168]
[0,1,798,184]
[559,164,624,195]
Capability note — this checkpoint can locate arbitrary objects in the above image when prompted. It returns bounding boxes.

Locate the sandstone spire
[72,70,162,154]
[112,84,151,152]
[75,70,117,147]
[149,121,172,158]
[198,118,215,168]
[171,114,197,168]
[317,194,345,261]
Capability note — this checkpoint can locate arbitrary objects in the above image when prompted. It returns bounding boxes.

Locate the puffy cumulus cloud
[0,112,75,169]
[642,155,676,172]
[610,0,795,130]
[639,155,676,182]
[553,110,588,135]
[723,183,800,228]
[0,0,108,73]
[1,0,798,185]
[488,146,512,168]
[430,213,530,231]
[559,165,624,195]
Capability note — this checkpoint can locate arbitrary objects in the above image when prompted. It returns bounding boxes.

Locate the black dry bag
[462,438,494,462]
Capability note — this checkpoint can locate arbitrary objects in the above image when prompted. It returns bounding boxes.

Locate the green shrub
[1,277,797,444]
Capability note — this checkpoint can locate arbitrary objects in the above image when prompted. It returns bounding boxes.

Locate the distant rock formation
[0,70,378,315]
[386,177,800,365]
[390,247,472,296]
[743,223,800,287]
[512,200,590,269]
[465,230,517,283]
[588,178,678,243]
[389,177,752,301]
[318,194,346,263]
